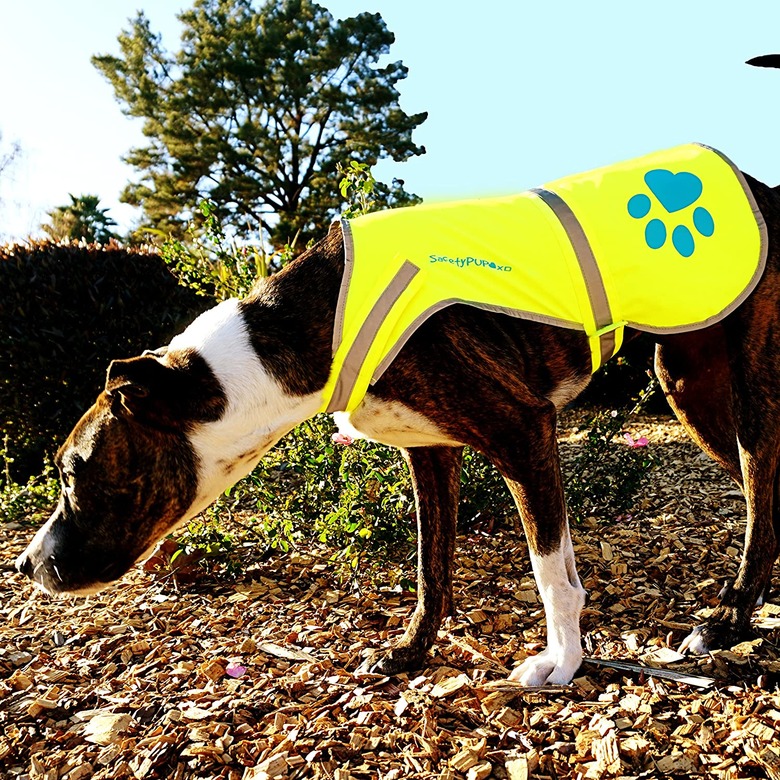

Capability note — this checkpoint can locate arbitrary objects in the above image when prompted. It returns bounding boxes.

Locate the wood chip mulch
[1,415,779,780]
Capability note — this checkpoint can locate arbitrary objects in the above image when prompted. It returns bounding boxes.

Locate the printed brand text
[429,254,512,272]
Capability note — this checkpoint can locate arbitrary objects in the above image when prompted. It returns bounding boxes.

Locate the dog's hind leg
[657,326,779,653]
[680,439,779,653]
[656,331,774,610]
[654,330,742,483]
[360,445,464,675]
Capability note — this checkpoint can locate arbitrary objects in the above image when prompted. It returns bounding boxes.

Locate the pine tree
[93,0,427,247]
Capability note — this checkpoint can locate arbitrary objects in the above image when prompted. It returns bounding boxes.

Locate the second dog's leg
[361,445,463,675]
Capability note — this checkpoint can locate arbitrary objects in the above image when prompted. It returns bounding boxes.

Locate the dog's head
[15,298,322,595]
[15,349,226,594]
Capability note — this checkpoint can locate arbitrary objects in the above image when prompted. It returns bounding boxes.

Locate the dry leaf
[83,713,133,746]
[431,673,470,698]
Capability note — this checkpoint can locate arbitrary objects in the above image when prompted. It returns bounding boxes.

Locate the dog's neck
[166,227,346,516]
[238,224,345,397]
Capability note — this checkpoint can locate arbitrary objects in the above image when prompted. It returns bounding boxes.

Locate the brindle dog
[16,146,780,685]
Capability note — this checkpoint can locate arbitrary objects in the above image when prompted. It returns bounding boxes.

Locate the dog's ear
[105,353,226,427]
[106,355,195,430]
[747,54,780,69]
[106,355,170,400]
[105,355,183,425]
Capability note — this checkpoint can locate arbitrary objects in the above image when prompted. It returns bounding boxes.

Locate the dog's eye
[63,473,76,493]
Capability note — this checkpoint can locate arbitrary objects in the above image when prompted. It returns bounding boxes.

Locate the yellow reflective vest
[321,143,767,413]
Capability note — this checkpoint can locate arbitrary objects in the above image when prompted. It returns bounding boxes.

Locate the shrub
[0,241,215,479]
[205,416,416,580]
[564,377,660,521]
[154,200,294,301]
[0,436,59,525]
[182,414,517,583]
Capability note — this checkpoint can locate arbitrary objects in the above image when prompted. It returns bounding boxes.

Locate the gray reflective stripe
[326,260,420,413]
[531,187,617,365]
[599,329,616,365]
[332,219,355,353]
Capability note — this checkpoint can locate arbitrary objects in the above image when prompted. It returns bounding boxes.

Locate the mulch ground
[1,414,779,780]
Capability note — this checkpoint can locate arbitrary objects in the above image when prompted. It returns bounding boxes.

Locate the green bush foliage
[564,378,659,521]
[0,436,59,525]
[186,414,515,583]
[0,241,214,479]
[244,417,416,574]
[154,200,294,301]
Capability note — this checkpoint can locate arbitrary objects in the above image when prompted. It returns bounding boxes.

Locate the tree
[0,133,22,215]
[93,0,427,247]
[0,132,21,183]
[41,194,119,244]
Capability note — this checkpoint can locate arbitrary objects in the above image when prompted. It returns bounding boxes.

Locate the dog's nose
[15,551,34,579]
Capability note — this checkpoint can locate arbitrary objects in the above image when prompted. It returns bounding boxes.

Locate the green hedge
[0,241,215,479]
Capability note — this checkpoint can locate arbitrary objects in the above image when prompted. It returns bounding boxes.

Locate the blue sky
[1,0,779,241]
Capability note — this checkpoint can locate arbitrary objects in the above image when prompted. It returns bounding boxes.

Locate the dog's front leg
[489,404,587,685]
[360,445,463,675]
[508,522,586,685]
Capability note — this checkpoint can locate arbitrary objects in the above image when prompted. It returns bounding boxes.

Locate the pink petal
[226,663,247,678]
[331,432,354,446]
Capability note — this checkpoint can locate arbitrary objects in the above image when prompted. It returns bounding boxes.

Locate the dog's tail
[747,54,780,69]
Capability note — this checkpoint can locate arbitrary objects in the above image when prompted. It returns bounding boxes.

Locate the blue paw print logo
[627,170,714,258]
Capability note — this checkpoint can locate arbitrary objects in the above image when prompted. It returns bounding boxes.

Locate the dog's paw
[356,645,425,677]
[508,647,582,686]
[679,625,710,656]
[627,169,714,258]
[679,618,754,656]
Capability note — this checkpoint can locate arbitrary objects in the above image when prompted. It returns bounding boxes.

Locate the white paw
[679,625,710,656]
[509,647,581,686]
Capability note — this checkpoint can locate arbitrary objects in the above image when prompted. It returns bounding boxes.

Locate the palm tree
[42,194,119,244]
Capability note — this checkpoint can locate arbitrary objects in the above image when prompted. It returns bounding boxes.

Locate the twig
[583,656,715,688]
[256,640,318,663]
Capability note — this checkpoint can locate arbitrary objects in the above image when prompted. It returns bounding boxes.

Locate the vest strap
[532,187,616,369]
[325,260,420,413]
